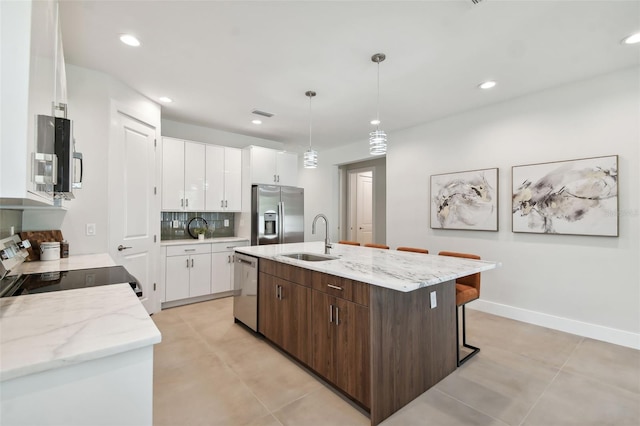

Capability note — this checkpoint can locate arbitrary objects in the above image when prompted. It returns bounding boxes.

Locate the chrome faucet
[312,214,332,254]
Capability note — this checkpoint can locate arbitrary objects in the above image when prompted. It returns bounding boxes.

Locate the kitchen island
[0,254,162,426]
[235,242,499,425]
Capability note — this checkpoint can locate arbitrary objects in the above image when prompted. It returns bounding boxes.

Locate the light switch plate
[86,223,96,236]
[430,291,437,309]
[224,219,229,227]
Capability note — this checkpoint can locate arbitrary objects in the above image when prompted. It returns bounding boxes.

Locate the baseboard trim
[469,300,640,350]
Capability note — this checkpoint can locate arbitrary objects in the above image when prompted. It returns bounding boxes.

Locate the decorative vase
[198,234,205,241]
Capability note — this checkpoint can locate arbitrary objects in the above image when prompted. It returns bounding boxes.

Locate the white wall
[303,68,640,348]
[162,119,285,150]
[23,64,161,255]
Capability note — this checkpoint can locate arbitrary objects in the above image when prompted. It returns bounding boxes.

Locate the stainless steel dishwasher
[233,253,258,331]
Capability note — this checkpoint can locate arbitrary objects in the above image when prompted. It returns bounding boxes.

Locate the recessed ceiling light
[622,32,640,45]
[252,119,262,125]
[119,34,140,47]
[159,97,173,103]
[479,80,497,90]
[370,119,381,125]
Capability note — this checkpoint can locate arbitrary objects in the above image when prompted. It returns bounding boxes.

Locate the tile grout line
[433,388,509,426]
[517,336,585,426]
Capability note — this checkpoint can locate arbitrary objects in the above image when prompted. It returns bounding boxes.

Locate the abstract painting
[430,168,498,231]
[512,155,618,236]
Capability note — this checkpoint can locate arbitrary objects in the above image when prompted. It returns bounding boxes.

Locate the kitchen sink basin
[280,253,339,262]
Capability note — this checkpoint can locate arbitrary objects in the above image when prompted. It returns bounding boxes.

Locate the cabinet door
[224,147,242,211]
[205,145,225,211]
[165,255,190,302]
[211,251,232,293]
[311,290,336,383]
[250,146,277,184]
[258,272,279,341]
[334,298,370,408]
[276,151,298,186]
[184,142,205,211]
[279,280,311,364]
[189,253,211,297]
[162,138,185,210]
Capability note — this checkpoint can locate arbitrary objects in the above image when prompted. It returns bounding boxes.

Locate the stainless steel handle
[327,284,343,291]
[225,200,228,208]
[273,174,277,182]
[186,258,189,268]
[335,306,339,325]
[238,258,255,267]
[181,198,184,207]
[184,249,196,252]
[191,259,194,267]
[52,154,58,185]
[117,244,132,251]
[280,201,286,244]
[228,255,231,263]
[221,200,224,208]
[329,304,334,323]
[277,175,280,182]
[186,198,189,207]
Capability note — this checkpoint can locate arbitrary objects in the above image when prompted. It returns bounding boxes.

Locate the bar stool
[338,240,360,246]
[438,251,481,366]
[364,243,389,249]
[397,246,429,254]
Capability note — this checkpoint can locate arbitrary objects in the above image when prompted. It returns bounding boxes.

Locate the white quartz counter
[0,283,161,382]
[236,242,499,292]
[9,253,116,276]
[160,237,249,247]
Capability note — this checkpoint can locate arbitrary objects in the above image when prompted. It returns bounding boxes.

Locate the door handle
[334,306,339,325]
[117,244,132,251]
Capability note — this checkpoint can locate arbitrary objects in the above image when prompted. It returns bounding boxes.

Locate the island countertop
[235,241,499,292]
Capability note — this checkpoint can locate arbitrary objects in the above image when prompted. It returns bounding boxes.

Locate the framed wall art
[430,167,498,231]
[512,155,618,236]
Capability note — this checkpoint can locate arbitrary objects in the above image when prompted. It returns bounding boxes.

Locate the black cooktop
[0,266,142,298]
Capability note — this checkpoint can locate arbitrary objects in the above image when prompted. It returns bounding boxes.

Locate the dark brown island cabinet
[257,258,457,426]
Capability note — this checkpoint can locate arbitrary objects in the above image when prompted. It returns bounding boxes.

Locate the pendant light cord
[376,60,380,130]
[309,94,313,150]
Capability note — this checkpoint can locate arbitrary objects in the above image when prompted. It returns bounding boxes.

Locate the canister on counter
[61,240,69,258]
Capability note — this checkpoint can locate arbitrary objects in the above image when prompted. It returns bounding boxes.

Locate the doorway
[339,157,386,245]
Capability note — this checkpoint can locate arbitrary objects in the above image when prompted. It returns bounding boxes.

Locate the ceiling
[59,0,640,153]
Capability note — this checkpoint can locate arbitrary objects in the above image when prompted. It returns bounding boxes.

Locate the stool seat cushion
[456,283,478,306]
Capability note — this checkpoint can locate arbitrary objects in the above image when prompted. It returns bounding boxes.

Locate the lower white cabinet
[165,244,211,302]
[163,240,248,305]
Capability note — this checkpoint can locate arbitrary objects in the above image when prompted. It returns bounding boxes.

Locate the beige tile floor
[152,297,640,426]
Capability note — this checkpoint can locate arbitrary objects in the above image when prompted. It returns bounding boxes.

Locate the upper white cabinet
[0,0,67,206]
[248,146,298,186]
[205,145,242,211]
[161,137,205,211]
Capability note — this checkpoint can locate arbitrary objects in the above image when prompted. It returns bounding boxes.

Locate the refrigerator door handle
[278,201,285,244]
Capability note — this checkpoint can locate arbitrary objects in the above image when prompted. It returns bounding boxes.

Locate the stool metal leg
[457,304,480,366]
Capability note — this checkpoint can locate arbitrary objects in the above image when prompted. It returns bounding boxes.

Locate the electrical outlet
[172,220,180,228]
[430,291,437,309]
[224,219,229,227]
[86,223,96,236]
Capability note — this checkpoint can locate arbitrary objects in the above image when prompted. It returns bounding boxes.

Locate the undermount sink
[280,253,339,262]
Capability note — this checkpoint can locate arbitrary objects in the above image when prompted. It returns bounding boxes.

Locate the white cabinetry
[162,240,248,307]
[165,244,211,302]
[248,146,298,186]
[205,145,242,211]
[0,0,67,206]
[161,137,205,211]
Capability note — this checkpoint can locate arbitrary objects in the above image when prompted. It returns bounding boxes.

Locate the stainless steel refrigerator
[251,185,304,245]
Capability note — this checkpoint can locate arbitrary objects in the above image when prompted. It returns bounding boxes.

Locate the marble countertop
[161,237,249,247]
[236,242,499,293]
[0,283,161,382]
[9,253,116,276]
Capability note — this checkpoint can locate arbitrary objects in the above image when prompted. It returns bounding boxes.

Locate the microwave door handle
[73,152,83,188]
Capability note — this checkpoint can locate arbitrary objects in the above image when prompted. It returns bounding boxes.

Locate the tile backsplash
[161,212,235,240]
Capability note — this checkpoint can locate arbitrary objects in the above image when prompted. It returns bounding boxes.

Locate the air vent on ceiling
[471,0,484,4]
[251,109,274,118]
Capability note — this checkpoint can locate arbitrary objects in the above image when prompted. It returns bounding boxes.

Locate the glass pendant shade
[303,90,318,169]
[304,148,318,168]
[369,129,387,155]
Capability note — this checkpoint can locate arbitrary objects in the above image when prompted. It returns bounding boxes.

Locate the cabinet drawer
[311,271,369,306]
[166,244,211,256]
[211,241,248,253]
[260,259,311,286]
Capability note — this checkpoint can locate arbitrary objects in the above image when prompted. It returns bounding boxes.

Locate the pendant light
[303,90,318,168]
[369,53,387,156]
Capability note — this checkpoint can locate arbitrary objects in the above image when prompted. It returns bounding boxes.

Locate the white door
[109,112,158,314]
[165,255,190,302]
[161,137,185,211]
[205,145,225,210]
[184,141,205,211]
[276,151,299,186]
[356,172,373,244]
[211,251,232,293]
[188,253,211,297]
[250,146,277,184]
[224,147,242,211]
